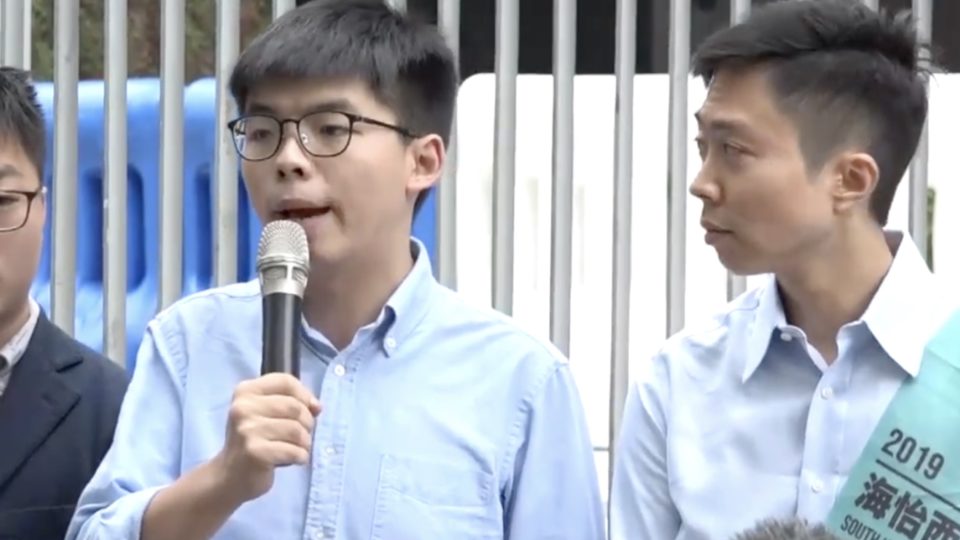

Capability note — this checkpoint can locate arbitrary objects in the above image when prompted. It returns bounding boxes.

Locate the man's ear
[830,151,879,216]
[406,134,445,198]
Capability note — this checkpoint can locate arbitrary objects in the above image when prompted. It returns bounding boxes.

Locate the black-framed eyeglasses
[226,111,419,162]
[0,187,44,233]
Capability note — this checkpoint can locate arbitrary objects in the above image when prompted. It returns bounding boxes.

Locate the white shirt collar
[741,231,951,381]
[0,298,41,374]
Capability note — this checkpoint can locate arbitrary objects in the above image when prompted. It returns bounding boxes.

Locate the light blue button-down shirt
[610,232,957,540]
[67,240,604,540]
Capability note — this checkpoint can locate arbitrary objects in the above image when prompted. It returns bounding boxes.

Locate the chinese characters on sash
[828,310,960,540]
[843,444,958,539]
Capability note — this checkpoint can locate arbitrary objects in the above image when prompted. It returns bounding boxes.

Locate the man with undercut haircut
[610,1,956,539]
[67,2,603,539]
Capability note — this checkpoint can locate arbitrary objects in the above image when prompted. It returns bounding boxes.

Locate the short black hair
[229,0,459,217]
[0,67,45,182]
[692,0,928,226]
[733,518,840,540]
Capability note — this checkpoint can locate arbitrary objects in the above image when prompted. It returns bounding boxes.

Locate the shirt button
[325,446,335,456]
[333,364,345,376]
[811,478,824,493]
[385,336,397,350]
[779,331,793,342]
[821,386,834,400]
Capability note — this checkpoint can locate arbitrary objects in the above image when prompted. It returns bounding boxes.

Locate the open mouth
[276,207,331,221]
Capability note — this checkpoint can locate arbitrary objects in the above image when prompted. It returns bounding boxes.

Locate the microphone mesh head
[256,220,310,296]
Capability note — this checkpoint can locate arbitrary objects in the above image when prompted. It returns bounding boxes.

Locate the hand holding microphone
[212,220,322,504]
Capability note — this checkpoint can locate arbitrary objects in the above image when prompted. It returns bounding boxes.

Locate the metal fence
[0,0,938,504]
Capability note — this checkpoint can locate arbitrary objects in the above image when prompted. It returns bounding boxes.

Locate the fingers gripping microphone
[257,220,310,377]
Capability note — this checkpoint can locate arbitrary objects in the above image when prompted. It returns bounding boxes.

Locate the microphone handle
[261,292,302,377]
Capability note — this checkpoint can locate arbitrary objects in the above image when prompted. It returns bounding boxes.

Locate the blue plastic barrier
[29,78,437,369]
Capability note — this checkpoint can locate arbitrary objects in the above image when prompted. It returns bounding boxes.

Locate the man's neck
[302,239,414,351]
[776,226,893,363]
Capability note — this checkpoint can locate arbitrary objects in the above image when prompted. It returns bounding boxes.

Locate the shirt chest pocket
[371,454,502,540]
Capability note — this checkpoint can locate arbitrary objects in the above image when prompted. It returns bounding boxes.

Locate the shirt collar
[742,275,786,382]
[379,238,437,357]
[301,238,437,357]
[859,231,946,377]
[0,298,41,373]
[742,231,943,381]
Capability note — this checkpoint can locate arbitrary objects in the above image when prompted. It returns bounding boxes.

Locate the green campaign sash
[826,308,960,540]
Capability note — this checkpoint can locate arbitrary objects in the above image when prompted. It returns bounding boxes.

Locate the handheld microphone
[257,220,310,377]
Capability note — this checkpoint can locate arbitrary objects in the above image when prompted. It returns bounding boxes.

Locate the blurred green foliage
[29,0,274,82]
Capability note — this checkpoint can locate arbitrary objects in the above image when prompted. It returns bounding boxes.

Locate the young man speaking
[67,1,603,539]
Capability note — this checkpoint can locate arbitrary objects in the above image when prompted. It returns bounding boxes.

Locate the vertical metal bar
[52,0,79,336]
[21,0,32,70]
[437,0,460,289]
[492,0,518,315]
[3,1,23,68]
[667,0,690,335]
[159,0,185,310]
[608,0,635,504]
[909,0,931,265]
[214,1,240,287]
[272,0,295,19]
[549,0,576,355]
[730,0,750,23]
[726,0,749,301]
[862,0,879,10]
[103,0,128,366]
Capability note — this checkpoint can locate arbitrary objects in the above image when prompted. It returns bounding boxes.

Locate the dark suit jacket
[0,313,128,540]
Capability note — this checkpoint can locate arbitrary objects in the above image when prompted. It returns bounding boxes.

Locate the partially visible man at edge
[66,1,604,539]
[610,1,956,539]
[0,66,128,539]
